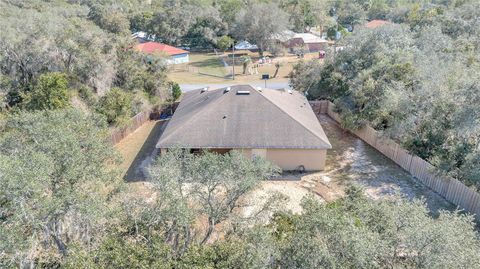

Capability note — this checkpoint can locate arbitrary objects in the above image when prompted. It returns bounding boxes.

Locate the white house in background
[287,33,328,52]
[131,31,156,43]
[234,40,258,50]
[134,41,189,64]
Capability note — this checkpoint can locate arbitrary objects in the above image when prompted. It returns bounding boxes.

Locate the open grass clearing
[168,51,322,84]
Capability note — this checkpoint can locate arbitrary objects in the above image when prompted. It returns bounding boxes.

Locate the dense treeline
[291,0,480,188]
[2,0,480,268]
[2,0,456,119]
[1,0,461,116]
[2,130,480,267]
[0,0,170,125]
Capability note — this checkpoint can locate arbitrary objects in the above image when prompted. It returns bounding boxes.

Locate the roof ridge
[157,89,226,144]
[256,89,331,148]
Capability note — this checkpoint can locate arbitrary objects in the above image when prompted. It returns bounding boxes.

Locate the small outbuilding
[135,41,189,64]
[288,33,328,52]
[156,85,332,171]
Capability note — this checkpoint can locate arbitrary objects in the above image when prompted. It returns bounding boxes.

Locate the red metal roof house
[135,41,189,64]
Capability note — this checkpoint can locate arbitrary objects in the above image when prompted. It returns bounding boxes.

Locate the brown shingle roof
[157,85,331,149]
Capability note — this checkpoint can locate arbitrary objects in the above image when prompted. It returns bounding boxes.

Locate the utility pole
[232,42,235,80]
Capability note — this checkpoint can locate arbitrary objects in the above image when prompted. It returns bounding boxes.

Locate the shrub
[22,72,71,110]
[78,86,97,107]
[96,88,133,126]
[217,35,234,52]
[170,82,182,101]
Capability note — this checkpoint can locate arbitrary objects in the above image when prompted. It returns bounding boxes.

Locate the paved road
[180,81,291,92]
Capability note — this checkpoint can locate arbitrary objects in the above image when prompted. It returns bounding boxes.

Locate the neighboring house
[273,31,328,53]
[156,85,332,171]
[135,41,189,64]
[132,31,155,43]
[234,40,258,51]
[365,20,391,29]
[288,33,328,52]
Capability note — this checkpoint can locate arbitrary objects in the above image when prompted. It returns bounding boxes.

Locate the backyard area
[115,114,455,216]
[244,115,455,215]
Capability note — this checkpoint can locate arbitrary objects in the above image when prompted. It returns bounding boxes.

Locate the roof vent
[236,90,250,95]
[224,87,231,93]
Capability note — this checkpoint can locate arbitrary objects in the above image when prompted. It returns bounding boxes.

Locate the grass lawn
[115,120,167,181]
[168,51,322,85]
[171,53,227,78]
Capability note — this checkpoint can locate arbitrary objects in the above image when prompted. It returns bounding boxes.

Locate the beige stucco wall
[208,148,327,170]
[160,148,326,171]
[264,148,327,171]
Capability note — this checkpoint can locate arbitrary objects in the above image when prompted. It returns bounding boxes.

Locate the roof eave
[156,143,332,150]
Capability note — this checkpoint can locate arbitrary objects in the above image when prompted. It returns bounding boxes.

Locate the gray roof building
[157,85,331,150]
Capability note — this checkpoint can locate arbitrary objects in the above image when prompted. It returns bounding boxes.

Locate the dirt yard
[245,115,455,216]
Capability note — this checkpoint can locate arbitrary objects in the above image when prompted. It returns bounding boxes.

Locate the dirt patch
[242,180,323,218]
[311,115,456,215]
[242,115,454,216]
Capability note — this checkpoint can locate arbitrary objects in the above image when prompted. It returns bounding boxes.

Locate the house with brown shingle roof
[157,85,332,171]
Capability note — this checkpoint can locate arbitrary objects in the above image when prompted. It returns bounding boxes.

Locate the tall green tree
[289,2,480,187]
[233,3,288,56]
[96,88,133,126]
[0,109,122,267]
[145,149,279,252]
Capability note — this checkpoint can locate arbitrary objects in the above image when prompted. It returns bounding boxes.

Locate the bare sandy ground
[244,115,455,216]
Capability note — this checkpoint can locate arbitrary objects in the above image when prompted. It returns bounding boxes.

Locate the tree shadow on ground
[124,121,166,182]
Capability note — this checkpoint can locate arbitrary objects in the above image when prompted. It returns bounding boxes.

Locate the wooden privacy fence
[109,111,150,145]
[109,102,179,145]
[310,100,480,219]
